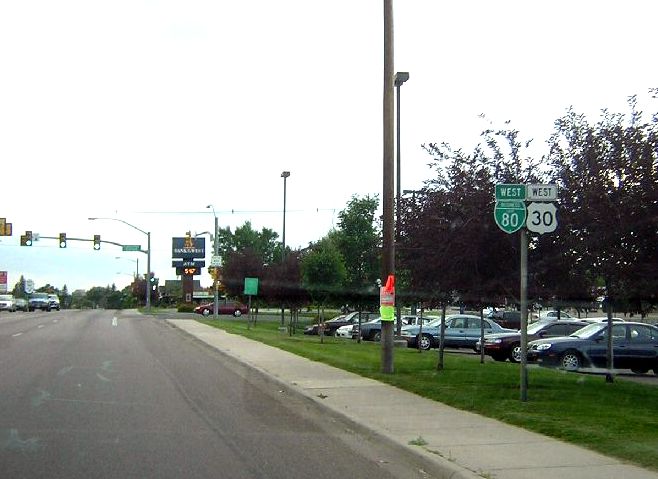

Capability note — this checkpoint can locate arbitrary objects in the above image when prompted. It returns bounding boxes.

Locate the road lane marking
[38,325,45,329]
[12,332,23,337]
[112,317,118,327]
[52,320,58,323]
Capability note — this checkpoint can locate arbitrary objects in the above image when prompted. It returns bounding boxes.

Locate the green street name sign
[494,200,526,234]
[495,184,526,201]
[122,244,141,251]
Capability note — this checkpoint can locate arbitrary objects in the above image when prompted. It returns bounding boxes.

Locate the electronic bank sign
[172,236,206,260]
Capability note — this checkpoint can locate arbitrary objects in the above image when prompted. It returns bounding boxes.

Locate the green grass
[199,318,658,471]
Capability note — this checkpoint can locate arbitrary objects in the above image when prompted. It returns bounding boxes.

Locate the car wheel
[202,309,211,317]
[372,331,382,342]
[233,310,242,317]
[560,350,582,371]
[631,368,649,375]
[419,334,432,351]
[509,343,522,363]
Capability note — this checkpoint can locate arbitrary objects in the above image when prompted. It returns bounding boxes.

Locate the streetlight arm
[88,217,148,236]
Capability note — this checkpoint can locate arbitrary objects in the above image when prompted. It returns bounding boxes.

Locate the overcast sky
[1,0,656,293]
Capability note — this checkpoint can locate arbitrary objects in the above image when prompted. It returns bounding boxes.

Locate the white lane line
[12,332,23,337]
[38,325,45,329]
[52,319,58,323]
[112,317,118,327]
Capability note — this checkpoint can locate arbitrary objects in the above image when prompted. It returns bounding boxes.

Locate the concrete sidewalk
[166,319,658,479]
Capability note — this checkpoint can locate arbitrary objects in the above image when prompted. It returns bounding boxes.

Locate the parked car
[194,301,249,317]
[304,311,378,336]
[477,319,590,362]
[401,314,517,351]
[48,294,61,311]
[537,310,575,321]
[28,293,51,311]
[527,321,658,374]
[487,310,521,329]
[0,294,17,312]
[356,315,435,341]
[335,323,356,338]
[14,298,28,312]
[582,317,625,323]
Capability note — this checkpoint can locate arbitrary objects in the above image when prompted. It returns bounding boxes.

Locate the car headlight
[536,343,552,351]
[485,338,502,344]
[400,331,413,337]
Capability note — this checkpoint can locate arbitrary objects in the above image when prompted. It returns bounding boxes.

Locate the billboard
[171,237,205,259]
[0,271,6,293]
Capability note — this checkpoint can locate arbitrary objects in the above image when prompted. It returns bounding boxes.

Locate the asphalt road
[0,310,433,479]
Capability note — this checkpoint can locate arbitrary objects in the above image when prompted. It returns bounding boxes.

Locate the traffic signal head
[59,233,67,248]
[93,235,101,250]
[21,231,33,246]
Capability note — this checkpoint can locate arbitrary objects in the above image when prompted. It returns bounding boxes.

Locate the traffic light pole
[87,217,151,311]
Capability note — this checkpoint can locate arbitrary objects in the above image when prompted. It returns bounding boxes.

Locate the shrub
[177,303,196,313]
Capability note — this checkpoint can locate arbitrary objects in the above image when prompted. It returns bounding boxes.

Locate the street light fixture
[280,171,290,326]
[393,71,409,336]
[206,204,219,320]
[88,217,151,311]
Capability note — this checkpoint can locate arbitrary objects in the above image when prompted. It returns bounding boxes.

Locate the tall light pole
[280,171,290,326]
[206,205,219,320]
[89,217,151,311]
[394,71,409,337]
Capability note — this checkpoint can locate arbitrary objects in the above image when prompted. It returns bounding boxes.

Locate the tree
[334,195,380,286]
[12,276,26,299]
[300,236,346,342]
[217,221,280,266]
[545,96,658,312]
[222,248,265,299]
[416,125,543,309]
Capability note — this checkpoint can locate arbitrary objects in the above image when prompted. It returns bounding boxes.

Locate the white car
[48,294,61,311]
[0,294,16,312]
[335,323,356,338]
[537,310,574,321]
[582,317,625,323]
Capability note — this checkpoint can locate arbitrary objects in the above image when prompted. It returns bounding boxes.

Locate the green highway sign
[122,244,141,251]
[495,184,526,201]
[494,200,526,234]
[244,277,259,296]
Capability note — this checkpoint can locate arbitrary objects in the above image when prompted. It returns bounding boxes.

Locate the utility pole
[381,0,395,374]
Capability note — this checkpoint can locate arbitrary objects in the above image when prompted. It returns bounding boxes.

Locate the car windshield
[527,321,553,335]
[569,323,606,339]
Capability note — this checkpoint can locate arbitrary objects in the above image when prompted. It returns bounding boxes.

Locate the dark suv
[28,293,52,311]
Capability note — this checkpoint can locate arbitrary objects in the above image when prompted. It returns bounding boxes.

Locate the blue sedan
[401,314,517,351]
[527,321,658,373]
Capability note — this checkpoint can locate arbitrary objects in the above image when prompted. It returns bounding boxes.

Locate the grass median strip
[199,318,658,471]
